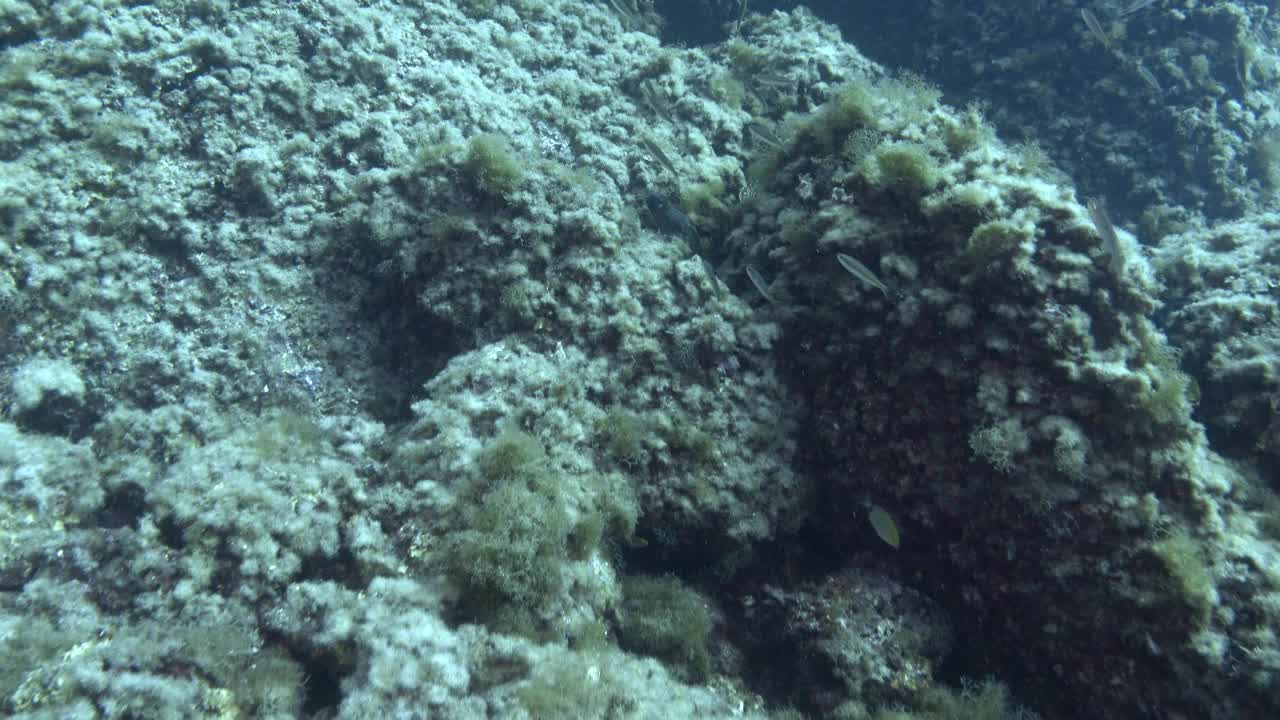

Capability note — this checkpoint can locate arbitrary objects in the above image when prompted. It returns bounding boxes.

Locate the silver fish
[745,265,778,305]
[1086,198,1126,278]
[1081,8,1111,51]
[836,253,889,296]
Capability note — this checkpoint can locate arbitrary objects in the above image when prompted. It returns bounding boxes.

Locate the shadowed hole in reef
[94,482,147,530]
[298,647,344,716]
[315,243,471,425]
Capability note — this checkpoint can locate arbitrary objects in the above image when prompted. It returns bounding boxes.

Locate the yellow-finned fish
[868,504,900,549]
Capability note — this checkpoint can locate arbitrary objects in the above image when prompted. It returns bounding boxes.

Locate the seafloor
[1,2,1278,719]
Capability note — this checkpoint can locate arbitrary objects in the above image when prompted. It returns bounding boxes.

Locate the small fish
[745,265,778,304]
[641,133,678,176]
[745,122,783,151]
[1136,63,1163,94]
[836,252,889,296]
[1120,0,1158,16]
[1086,198,1126,278]
[751,71,795,92]
[701,256,727,296]
[868,504,900,549]
[646,192,695,240]
[1081,8,1111,51]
